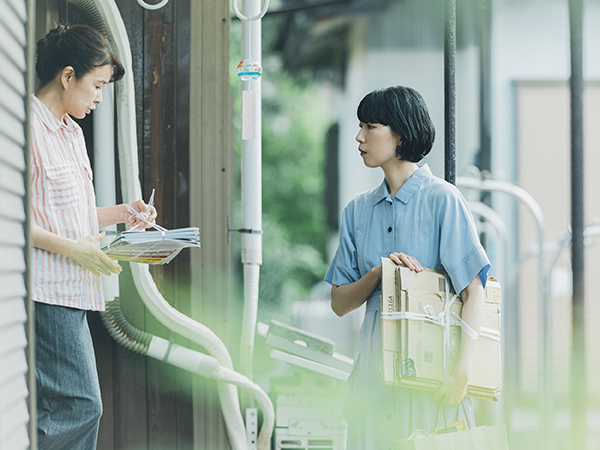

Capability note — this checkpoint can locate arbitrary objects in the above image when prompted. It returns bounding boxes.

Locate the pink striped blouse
[30,95,104,311]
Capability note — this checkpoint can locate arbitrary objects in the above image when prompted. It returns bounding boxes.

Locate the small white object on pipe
[241,90,257,140]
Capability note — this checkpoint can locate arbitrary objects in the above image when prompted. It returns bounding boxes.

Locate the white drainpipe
[233,0,269,396]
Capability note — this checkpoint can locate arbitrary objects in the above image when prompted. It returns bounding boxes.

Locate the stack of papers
[102,227,200,265]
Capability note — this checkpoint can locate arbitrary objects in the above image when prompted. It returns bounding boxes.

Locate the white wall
[491,0,600,221]
[329,1,482,262]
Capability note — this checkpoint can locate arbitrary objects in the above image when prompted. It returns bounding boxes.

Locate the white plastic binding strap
[380,276,480,378]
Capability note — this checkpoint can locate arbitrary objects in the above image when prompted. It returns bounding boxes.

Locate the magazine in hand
[102,227,200,265]
[101,193,200,265]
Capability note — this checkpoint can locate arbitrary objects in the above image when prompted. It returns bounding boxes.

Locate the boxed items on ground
[380,257,502,401]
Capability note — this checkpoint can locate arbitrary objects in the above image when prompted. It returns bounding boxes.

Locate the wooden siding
[189,0,233,448]
[0,0,31,448]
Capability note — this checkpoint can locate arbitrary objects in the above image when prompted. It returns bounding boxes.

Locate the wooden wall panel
[189,0,233,448]
[56,0,204,448]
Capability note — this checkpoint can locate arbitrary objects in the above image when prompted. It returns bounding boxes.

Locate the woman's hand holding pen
[124,189,158,230]
[125,200,157,229]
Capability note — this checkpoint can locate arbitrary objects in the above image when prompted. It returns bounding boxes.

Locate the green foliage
[230,21,332,322]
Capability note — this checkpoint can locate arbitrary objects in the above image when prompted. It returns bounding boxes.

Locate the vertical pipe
[93,83,120,303]
[478,0,492,173]
[569,0,586,448]
[444,0,456,185]
[25,0,37,447]
[239,0,263,389]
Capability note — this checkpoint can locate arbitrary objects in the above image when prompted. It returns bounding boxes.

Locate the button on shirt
[325,164,490,311]
[30,95,104,311]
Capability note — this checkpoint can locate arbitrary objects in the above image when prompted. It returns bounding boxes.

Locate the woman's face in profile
[355,122,401,169]
[63,64,112,120]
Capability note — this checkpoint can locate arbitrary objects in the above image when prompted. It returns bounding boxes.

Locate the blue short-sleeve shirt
[325,164,490,308]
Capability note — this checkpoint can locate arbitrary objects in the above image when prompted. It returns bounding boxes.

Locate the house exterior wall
[492,0,600,404]
[515,82,600,402]
[328,0,481,255]
[0,0,33,448]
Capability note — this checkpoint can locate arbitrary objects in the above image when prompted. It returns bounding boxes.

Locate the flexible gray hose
[100,299,152,355]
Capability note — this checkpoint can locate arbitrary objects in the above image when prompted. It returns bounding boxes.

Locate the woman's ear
[395,139,404,160]
[60,66,76,89]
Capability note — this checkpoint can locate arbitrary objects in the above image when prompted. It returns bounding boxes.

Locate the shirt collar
[31,94,78,134]
[374,164,432,205]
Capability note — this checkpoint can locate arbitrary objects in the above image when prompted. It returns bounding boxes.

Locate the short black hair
[357,86,436,162]
[36,24,125,88]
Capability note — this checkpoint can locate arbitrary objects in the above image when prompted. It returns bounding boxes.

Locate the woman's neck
[383,160,419,197]
[35,84,67,121]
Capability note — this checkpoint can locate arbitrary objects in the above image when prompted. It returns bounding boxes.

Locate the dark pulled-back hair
[36,24,125,87]
[357,86,436,162]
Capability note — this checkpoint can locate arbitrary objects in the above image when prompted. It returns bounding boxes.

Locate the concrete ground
[508,407,600,450]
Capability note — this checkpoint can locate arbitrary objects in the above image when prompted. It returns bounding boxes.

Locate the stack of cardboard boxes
[380,258,502,401]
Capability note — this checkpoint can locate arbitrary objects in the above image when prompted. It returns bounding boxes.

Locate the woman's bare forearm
[32,221,78,256]
[330,253,424,317]
[455,275,484,377]
[97,204,127,229]
[331,265,382,317]
[434,273,485,404]
[31,221,121,276]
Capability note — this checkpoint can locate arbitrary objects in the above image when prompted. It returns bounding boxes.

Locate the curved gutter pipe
[101,299,274,450]
[74,0,274,448]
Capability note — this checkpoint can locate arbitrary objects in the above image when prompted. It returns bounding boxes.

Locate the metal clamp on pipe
[227,217,264,243]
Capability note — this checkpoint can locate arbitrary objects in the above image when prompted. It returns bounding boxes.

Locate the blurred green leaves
[230,20,332,321]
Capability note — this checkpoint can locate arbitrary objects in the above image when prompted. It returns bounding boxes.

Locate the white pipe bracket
[231,0,270,22]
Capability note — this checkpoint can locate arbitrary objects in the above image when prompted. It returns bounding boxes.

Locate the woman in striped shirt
[31,24,156,449]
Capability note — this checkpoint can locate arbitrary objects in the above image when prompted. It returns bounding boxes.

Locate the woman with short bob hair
[356,86,436,162]
[31,24,154,450]
[325,86,490,448]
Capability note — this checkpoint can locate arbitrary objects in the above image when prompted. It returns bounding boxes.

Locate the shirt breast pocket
[45,164,79,210]
[397,219,437,268]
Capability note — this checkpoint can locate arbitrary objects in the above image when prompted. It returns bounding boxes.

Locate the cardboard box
[381,258,502,401]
